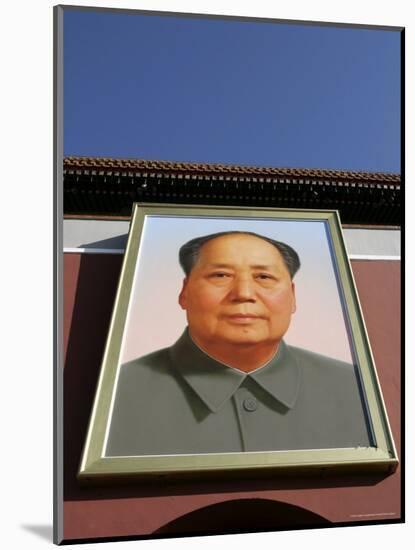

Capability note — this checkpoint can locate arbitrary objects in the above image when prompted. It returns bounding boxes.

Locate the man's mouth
[225,314,264,323]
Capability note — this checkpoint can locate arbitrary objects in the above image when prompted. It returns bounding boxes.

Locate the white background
[1,1,410,549]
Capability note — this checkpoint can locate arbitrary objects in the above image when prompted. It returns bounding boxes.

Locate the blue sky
[64,9,401,173]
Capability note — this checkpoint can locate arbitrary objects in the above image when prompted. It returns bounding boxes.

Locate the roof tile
[63,156,400,184]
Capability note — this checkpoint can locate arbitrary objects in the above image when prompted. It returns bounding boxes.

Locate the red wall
[63,253,401,541]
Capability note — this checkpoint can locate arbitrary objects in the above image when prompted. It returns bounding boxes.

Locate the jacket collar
[169,329,301,413]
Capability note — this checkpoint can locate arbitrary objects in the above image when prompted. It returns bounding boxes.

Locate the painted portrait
[79,204,396,479]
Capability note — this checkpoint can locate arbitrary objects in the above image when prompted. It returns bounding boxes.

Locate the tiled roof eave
[63,156,401,185]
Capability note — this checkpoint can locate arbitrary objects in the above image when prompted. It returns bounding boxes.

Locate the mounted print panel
[78,204,397,481]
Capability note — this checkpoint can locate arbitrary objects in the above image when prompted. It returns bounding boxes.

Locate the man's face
[178,234,296,350]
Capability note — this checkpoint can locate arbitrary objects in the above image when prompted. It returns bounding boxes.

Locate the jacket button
[243,397,258,412]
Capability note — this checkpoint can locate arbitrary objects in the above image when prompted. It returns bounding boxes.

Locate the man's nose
[229,277,256,301]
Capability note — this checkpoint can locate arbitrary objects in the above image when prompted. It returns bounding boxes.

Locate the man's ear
[291,282,297,314]
[178,278,188,310]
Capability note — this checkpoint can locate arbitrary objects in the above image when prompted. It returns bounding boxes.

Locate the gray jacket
[106,329,371,456]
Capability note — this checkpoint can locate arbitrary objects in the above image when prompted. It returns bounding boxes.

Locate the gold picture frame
[79,203,398,482]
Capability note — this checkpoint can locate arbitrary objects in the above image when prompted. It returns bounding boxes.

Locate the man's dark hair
[179,231,300,279]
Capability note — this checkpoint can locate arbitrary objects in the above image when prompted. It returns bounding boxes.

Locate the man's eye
[256,273,275,280]
[211,272,230,278]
